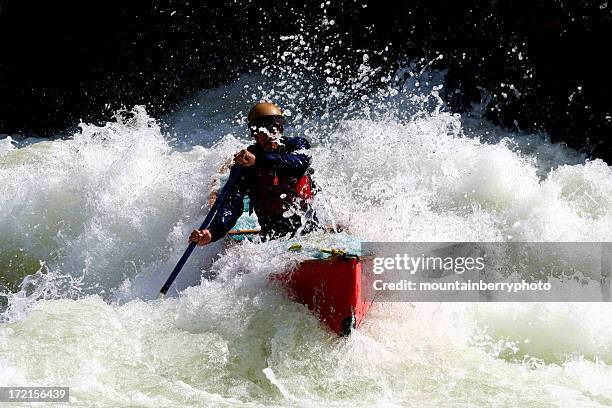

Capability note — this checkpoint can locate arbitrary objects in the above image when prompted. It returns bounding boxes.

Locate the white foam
[0,57,611,407]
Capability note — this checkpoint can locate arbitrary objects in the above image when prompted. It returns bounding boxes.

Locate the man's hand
[189,229,212,246]
[234,149,256,167]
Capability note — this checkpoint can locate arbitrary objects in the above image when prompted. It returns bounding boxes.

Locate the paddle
[159,165,244,297]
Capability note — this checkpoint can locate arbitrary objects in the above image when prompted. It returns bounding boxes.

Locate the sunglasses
[250,124,283,135]
[248,115,285,135]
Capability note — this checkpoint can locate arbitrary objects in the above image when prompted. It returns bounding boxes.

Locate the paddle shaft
[159,165,243,296]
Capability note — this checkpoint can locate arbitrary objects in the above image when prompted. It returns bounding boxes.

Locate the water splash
[1,11,611,406]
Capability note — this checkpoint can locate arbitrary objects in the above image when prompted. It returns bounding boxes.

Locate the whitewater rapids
[1,69,612,406]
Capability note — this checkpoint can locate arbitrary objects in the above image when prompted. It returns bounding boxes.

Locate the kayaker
[189,102,319,245]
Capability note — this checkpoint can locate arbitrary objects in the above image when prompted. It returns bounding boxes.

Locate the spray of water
[1,9,612,406]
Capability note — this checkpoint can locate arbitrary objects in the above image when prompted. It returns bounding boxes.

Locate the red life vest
[252,167,313,219]
[295,173,313,200]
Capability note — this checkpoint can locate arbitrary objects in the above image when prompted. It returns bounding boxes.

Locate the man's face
[252,125,282,152]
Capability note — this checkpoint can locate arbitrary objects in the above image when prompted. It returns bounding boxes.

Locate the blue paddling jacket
[208,136,318,241]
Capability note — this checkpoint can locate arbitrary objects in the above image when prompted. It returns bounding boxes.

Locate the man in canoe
[189,102,319,245]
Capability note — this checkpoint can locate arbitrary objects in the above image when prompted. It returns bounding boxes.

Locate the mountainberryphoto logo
[362,242,612,302]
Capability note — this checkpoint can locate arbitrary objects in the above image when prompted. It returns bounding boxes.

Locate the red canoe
[270,255,374,336]
[211,167,374,335]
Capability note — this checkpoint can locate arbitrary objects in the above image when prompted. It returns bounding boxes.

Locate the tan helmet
[247,102,284,125]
